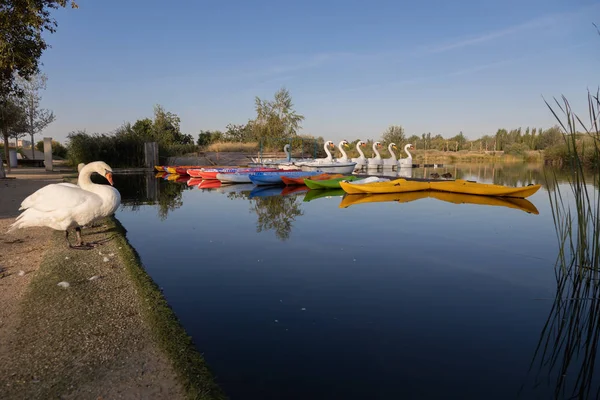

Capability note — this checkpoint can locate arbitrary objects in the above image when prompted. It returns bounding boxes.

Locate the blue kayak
[249,171,321,186]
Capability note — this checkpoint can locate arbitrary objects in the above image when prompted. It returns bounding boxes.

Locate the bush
[67,131,202,167]
[67,131,146,167]
[504,142,530,156]
[544,141,600,168]
[36,140,68,158]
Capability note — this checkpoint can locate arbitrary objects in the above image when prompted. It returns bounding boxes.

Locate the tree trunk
[2,129,10,172]
[30,132,35,159]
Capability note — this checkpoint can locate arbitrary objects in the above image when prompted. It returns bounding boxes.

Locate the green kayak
[303,189,346,202]
[303,175,357,189]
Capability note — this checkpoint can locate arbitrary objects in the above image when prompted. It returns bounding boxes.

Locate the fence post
[144,142,158,169]
[43,137,53,171]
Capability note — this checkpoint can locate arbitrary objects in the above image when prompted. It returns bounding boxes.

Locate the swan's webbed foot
[65,227,96,250]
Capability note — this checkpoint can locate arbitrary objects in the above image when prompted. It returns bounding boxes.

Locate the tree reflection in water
[227,189,304,240]
[249,194,303,240]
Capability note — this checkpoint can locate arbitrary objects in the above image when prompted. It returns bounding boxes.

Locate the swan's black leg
[65,230,71,247]
[68,227,95,250]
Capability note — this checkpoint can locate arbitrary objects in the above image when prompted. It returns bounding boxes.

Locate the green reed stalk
[522,89,600,399]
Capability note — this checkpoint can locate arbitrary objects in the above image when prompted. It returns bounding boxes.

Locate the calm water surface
[109,164,599,400]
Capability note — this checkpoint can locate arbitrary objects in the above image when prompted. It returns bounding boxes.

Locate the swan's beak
[361,143,366,147]
[393,145,398,150]
[105,172,114,186]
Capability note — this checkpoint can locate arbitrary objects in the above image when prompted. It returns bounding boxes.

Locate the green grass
[8,215,226,400]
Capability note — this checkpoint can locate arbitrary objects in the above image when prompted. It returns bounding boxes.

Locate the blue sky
[39,0,600,144]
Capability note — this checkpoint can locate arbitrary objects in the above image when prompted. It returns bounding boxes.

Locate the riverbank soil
[0,178,220,399]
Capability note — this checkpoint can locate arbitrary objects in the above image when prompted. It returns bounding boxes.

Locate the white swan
[8,161,121,249]
[367,141,383,169]
[351,140,367,170]
[336,140,350,162]
[398,144,414,168]
[383,143,398,167]
[56,163,87,189]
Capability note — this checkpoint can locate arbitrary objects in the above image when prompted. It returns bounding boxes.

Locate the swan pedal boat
[339,178,542,198]
[339,191,539,214]
[304,175,358,190]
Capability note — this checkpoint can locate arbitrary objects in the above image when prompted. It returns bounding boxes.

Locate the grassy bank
[2,217,225,400]
[412,149,543,164]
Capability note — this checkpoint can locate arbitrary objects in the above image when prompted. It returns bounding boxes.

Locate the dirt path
[0,178,223,399]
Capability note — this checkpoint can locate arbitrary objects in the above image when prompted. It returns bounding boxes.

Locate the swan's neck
[338,143,348,161]
[405,146,412,159]
[388,144,397,161]
[78,169,95,189]
[77,169,120,214]
[372,144,381,160]
[357,144,365,159]
[324,144,333,161]
[284,146,290,161]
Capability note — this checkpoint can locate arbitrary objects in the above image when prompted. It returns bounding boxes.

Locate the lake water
[108,164,599,400]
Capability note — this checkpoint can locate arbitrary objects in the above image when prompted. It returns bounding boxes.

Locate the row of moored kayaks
[155,165,541,198]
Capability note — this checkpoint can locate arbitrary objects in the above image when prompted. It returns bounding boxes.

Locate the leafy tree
[451,131,467,151]
[0,0,78,97]
[224,123,252,142]
[252,87,304,141]
[0,96,27,170]
[381,125,405,145]
[536,126,563,149]
[197,129,223,146]
[17,73,55,159]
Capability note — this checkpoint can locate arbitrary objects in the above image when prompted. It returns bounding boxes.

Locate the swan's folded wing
[20,184,94,212]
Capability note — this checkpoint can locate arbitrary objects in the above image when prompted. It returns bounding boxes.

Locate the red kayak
[199,180,222,189]
[187,178,203,186]
[199,167,280,180]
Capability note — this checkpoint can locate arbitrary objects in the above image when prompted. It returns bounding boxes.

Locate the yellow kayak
[340,178,541,199]
[339,191,539,214]
[339,191,430,207]
[339,178,430,194]
[166,167,178,174]
[429,179,541,198]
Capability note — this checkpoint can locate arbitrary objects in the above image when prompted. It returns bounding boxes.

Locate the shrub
[504,142,530,156]
[36,140,68,158]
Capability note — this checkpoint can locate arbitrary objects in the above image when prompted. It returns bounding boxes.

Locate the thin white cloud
[426,14,558,54]
[426,3,599,54]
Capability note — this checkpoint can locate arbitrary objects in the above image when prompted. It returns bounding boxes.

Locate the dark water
[108,164,599,400]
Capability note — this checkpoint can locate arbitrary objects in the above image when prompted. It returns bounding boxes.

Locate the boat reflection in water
[338,190,539,214]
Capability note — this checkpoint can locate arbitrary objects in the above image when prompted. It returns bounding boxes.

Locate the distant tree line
[378,125,564,155]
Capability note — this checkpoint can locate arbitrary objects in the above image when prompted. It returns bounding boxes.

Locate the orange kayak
[282,173,343,185]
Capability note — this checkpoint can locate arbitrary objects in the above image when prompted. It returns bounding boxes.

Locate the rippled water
[106,163,599,400]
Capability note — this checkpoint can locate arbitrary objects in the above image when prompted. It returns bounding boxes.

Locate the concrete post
[144,142,158,168]
[43,137,53,171]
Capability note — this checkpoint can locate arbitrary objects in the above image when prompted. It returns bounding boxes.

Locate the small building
[9,139,32,147]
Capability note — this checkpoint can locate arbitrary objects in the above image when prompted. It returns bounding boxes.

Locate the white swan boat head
[367,141,383,168]
[398,143,415,167]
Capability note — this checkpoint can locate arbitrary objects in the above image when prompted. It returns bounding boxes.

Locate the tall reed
[522,89,600,398]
